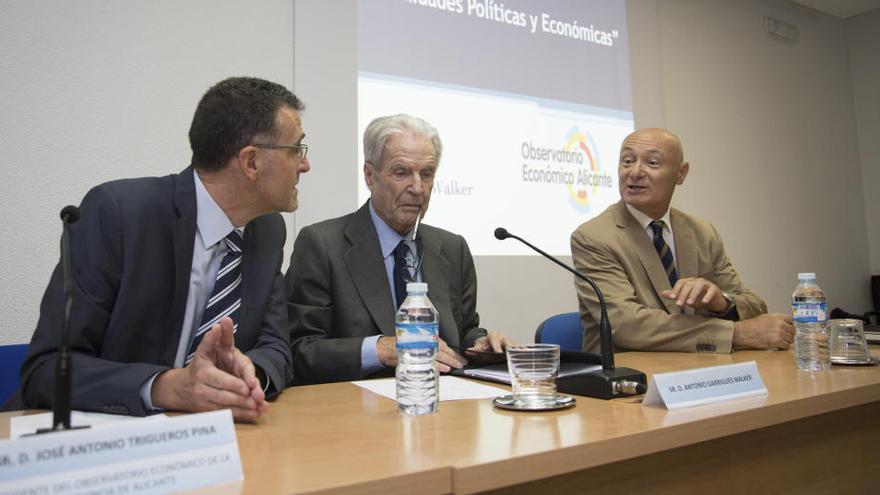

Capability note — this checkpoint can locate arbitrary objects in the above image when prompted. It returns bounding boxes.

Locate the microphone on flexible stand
[410,206,424,276]
[494,227,647,399]
[35,206,89,434]
[411,205,423,242]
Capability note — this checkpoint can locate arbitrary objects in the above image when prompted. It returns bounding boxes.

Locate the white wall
[631,0,873,315]
[292,0,359,229]
[0,0,295,344]
[0,0,876,346]
[846,8,880,278]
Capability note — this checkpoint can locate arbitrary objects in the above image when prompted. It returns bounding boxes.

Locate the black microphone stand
[495,227,647,399]
[35,206,89,434]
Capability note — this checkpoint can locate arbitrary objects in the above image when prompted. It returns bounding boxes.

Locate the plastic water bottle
[396,282,439,415]
[791,273,831,371]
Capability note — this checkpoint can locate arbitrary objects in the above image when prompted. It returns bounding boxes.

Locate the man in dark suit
[19,77,309,421]
[286,114,510,385]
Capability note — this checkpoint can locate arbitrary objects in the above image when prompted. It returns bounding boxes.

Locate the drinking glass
[505,343,560,407]
[829,318,871,364]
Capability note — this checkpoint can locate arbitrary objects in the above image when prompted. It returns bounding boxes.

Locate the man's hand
[436,339,467,372]
[377,336,398,368]
[377,336,468,372]
[469,331,514,353]
[661,277,729,313]
[733,313,795,350]
[152,317,269,422]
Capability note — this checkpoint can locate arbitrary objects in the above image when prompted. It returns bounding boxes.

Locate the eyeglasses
[253,143,309,160]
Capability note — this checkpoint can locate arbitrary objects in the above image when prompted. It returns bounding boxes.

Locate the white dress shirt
[625,202,677,267]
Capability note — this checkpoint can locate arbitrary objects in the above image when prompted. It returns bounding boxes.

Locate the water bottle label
[792,302,827,323]
[396,322,439,350]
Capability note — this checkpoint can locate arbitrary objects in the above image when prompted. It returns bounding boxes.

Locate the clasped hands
[378,331,512,372]
[152,317,268,422]
[662,277,794,350]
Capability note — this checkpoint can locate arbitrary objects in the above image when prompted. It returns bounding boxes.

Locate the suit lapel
[671,209,698,279]
[344,204,396,336]
[417,227,453,342]
[164,167,197,364]
[239,220,259,334]
[670,209,698,315]
[614,202,680,314]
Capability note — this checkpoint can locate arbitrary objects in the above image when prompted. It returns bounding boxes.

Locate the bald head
[622,128,684,166]
[617,128,689,219]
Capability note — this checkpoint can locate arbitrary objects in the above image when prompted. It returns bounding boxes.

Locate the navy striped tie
[393,240,415,309]
[186,229,244,364]
[650,220,678,288]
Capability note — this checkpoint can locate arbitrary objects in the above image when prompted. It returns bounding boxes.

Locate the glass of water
[829,319,871,364]
[506,343,560,407]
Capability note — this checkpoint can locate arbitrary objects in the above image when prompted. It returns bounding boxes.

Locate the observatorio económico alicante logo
[521,126,614,213]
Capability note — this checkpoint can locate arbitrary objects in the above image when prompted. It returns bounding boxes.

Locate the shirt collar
[625,202,673,234]
[194,172,239,249]
[368,200,410,259]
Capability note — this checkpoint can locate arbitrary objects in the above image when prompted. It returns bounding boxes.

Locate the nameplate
[0,409,242,495]
[642,361,767,410]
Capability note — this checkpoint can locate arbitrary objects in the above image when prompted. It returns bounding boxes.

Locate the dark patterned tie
[186,229,244,364]
[650,220,678,288]
[393,240,415,309]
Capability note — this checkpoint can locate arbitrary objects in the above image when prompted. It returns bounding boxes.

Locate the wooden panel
[477,401,880,495]
[451,350,880,493]
[2,349,879,494]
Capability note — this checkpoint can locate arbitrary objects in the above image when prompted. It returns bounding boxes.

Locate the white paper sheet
[352,375,506,401]
[9,411,168,439]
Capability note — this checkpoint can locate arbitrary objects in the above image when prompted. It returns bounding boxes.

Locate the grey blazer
[285,202,487,385]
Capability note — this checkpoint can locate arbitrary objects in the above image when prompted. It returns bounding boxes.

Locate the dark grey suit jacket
[285,202,487,385]
[18,167,292,416]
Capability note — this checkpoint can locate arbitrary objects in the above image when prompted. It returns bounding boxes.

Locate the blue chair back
[534,312,583,351]
[0,344,28,405]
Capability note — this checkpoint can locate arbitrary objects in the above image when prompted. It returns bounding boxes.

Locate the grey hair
[363,114,442,169]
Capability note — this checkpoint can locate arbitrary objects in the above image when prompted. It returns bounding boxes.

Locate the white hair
[363,114,442,169]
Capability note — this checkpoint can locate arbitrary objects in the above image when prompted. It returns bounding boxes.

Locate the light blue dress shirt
[360,201,422,375]
[140,172,241,410]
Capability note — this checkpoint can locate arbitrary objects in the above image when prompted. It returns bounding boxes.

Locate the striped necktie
[393,240,416,309]
[186,229,244,364]
[649,220,678,288]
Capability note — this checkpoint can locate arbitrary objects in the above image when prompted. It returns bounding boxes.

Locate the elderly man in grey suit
[571,128,794,354]
[285,114,510,385]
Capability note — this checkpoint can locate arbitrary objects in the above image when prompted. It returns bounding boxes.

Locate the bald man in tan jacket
[571,129,793,354]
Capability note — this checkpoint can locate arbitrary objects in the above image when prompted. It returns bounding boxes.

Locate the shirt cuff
[140,372,164,413]
[361,335,384,375]
[255,365,272,394]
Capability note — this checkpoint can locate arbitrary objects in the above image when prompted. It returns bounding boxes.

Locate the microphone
[495,227,647,398]
[412,205,423,241]
[36,206,88,433]
[60,205,80,223]
[410,206,424,276]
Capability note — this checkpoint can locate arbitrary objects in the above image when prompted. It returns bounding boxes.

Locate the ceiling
[790,0,880,18]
